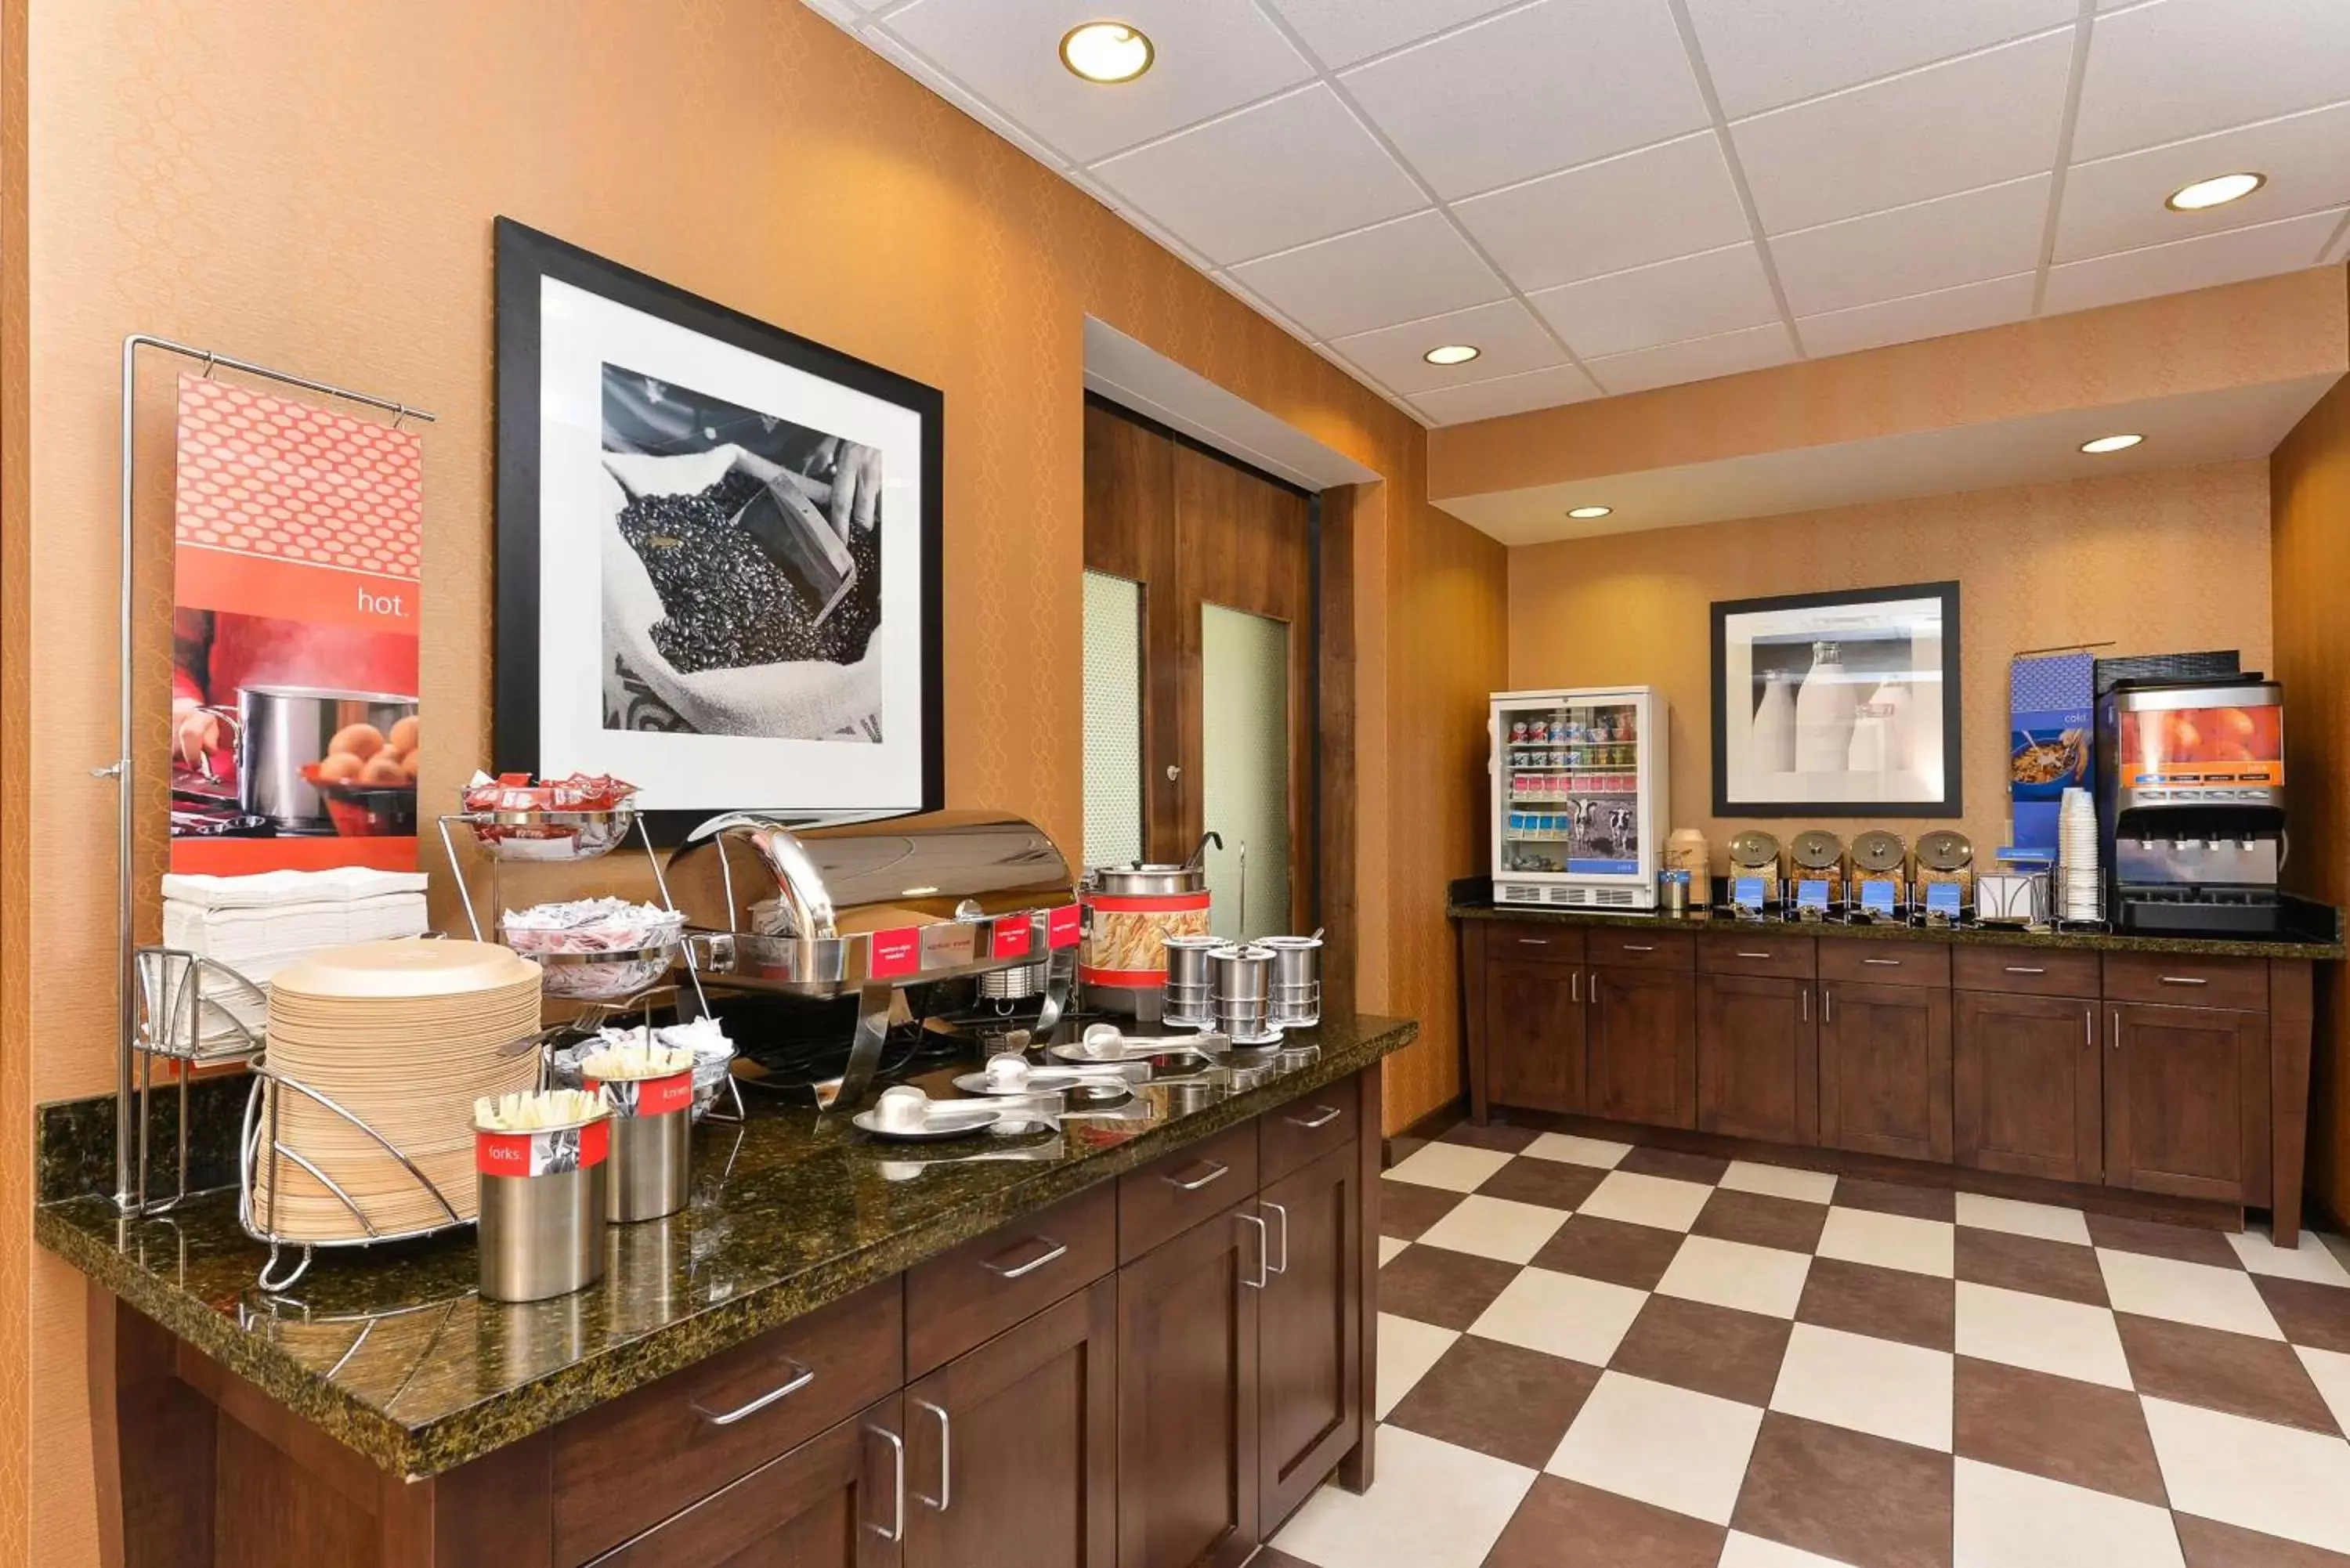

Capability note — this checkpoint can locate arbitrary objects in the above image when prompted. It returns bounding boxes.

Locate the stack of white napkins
[157,869,431,1047]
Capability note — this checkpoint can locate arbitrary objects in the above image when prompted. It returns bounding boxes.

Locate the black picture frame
[493,217,945,844]
[1709,580,1962,818]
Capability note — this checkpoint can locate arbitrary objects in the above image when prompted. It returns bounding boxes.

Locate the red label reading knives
[870,926,921,979]
[588,1071,693,1118]
[1047,904,1083,950]
[992,917,1033,960]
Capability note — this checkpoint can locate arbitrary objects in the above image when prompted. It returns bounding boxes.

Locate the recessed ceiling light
[2166,172,2265,211]
[2081,433,2144,454]
[1060,21,1153,83]
[1566,504,1613,519]
[1423,343,1480,367]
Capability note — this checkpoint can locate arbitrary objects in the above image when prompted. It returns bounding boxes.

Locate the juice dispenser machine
[2096,677,2287,934]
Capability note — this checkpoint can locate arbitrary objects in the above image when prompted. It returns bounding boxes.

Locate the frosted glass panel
[1201,603,1291,940]
[1082,572,1143,869]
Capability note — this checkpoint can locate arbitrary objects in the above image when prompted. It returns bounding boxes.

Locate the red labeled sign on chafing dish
[992,916,1034,960]
[476,1116,610,1178]
[870,927,922,979]
[1047,904,1083,951]
[587,1071,693,1119]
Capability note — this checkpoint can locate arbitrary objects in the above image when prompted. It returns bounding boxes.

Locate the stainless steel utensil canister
[591,1068,693,1223]
[1209,944,1278,1043]
[1162,934,1222,1028]
[475,1112,609,1303]
[1260,935,1322,1029]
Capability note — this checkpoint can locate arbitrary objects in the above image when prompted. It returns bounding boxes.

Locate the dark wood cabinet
[1588,965,1697,1129]
[1256,1145,1363,1534]
[2105,1003,2270,1204]
[1696,973,1817,1145]
[1116,1205,1261,1568]
[1954,991,2102,1183]
[1818,981,1952,1162]
[904,1280,1117,1568]
[1482,957,1586,1114]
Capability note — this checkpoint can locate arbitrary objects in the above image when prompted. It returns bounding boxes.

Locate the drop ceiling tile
[1090,85,1426,265]
[2055,99,2350,263]
[1770,173,2051,316]
[803,0,865,23]
[1263,0,1524,70]
[1583,322,1799,396]
[1734,30,2075,234]
[1795,272,2037,359]
[1687,0,2077,118]
[1330,299,1567,395]
[1409,363,1607,425]
[1453,133,1753,293]
[862,28,1073,171]
[1337,0,1708,198]
[2072,0,2350,162]
[1227,209,1510,339]
[2042,204,2346,315]
[1528,244,1781,359]
[880,0,1313,164]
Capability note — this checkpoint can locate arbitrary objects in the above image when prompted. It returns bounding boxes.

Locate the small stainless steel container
[595,1068,694,1223]
[1209,944,1277,1042]
[1162,934,1222,1028]
[476,1113,609,1304]
[1261,935,1322,1030]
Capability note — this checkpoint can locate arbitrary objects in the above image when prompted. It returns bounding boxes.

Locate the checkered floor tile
[1268,1120,2350,1568]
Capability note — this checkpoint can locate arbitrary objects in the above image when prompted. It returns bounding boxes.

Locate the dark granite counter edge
[38,1017,1419,1479]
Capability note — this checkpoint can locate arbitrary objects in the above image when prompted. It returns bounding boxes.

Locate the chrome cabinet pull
[982,1237,1068,1280]
[2005,965,2046,975]
[2084,1006,2094,1047]
[1264,1201,1289,1276]
[913,1399,951,1512]
[1571,969,1581,1005]
[1622,944,1657,952]
[866,1425,906,1541]
[1286,1106,1343,1130]
[1802,986,1810,1024]
[2112,1010,2122,1050]
[2158,975,2210,987]
[1735,950,1773,959]
[1824,988,1835,1024]
[1861,957,1902,966]
[692,1358,814,1426]
[1164,1160,1230,1193]
[1238,1212,1270,1288]
[1518,937,1550,945]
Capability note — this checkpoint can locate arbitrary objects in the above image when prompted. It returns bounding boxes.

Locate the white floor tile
[1658,1234,1813,1320]
[1771,1322,1954,1451]
[1470,1266,1650,1367]
[2144,1395,2350,1555]
[1577,1169,1714,1233]
[2097,1248,2284,1340]
[1274,1424,1535,1568]
[1954,1457,2185,1568]
[1719,1533,1855,1566]
[2229,1226,2350,1288]
[1385,1143,1515,1194]
[1379,1235,1409,1267]
[1524,1131,1632,1169]
[1720,1160,1838,1205]
[1377,1313,1459,1418]
[1548,1371,1766,1525]
[1955,1281,2132,1390]
[2296,1344,2350,1438]
[1955,1191,2090,1247]
[1415,1194,1571,1266]
[1817,1207,1956,1278]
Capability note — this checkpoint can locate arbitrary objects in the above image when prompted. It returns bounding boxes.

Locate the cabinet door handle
[2005,965,2046,975]
[913,1399,951,1512]
[1264,1201,1289,1276]
[1735,950,1773,959]
[1285,1105,1343,1130]
[692,1357,815,1426]
[1802,986,1810,1024]
[1164,1160,1230,1193]
[981,1236,1068,1280]
[1590,971,1600,1010]
[2158,975,2210,988]
[1517,938,1550,946]
[1238,1212,1270,1288]
[1824,988,1835,1024]
[1861,957,1903,966]
[2112,1010,2121,1050]
[866,1425,906,1541]
[1622,944,1657,952]
[2084,1006,2095,1047]
[1571,969,1581,1005]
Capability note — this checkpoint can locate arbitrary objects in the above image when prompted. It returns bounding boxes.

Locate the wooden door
[1483,957,1586,1113]
[591,1396,906,1566]
[904,1280,1117,1568]
[1258,1145,1363,1533]
[1116,1202,1262,1568]
[1695,974,1816,1144]
[1954,991,2102,1183]
[1818,981,1953,1162]
[2104,1003,2269,1203]
[1588,965,1697,1129]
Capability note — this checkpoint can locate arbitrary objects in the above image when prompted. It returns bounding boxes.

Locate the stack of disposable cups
[2058,789,2102,923]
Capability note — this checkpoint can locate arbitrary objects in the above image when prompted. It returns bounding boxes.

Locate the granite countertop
[37,1013,1417,1480]
[1448,895,2347,959]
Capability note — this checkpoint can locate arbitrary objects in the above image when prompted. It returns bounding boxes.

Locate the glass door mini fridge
[1491,686,1670,909]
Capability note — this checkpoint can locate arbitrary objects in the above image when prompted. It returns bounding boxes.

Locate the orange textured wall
[2,2,1499,1558]
[1509,461,2276,859]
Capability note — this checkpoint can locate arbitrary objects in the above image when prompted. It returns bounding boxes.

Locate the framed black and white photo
[494,218,943,840]
[1711,581,1961,817]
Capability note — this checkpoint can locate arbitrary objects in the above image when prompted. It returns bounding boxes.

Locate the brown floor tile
[2116,1313,2341,1435]
[1477,1155,1607,1212]
[2085,1212,2243,1268]
[1484,1476,1726,1568]
[1377,1245,1523,1331]
[1796,1257,1956,1351]
[1734,1412,1954,1568]
[1442,1120,1541,1154]
[1694,1189,1830,1254]
[1953,1356,2167,1505]
[1532,1214,1687,1292]
[2176,1513,2350,1566]
[1379,1180,1467,1241]
[1954,1227,2110,1307]
[1611,1293,1794,1407]
[1832,1176,1957,1222]
[1386,1335,1601,1469]
[1618,1146,1731,1186]
[2256,1274,2350,1353]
